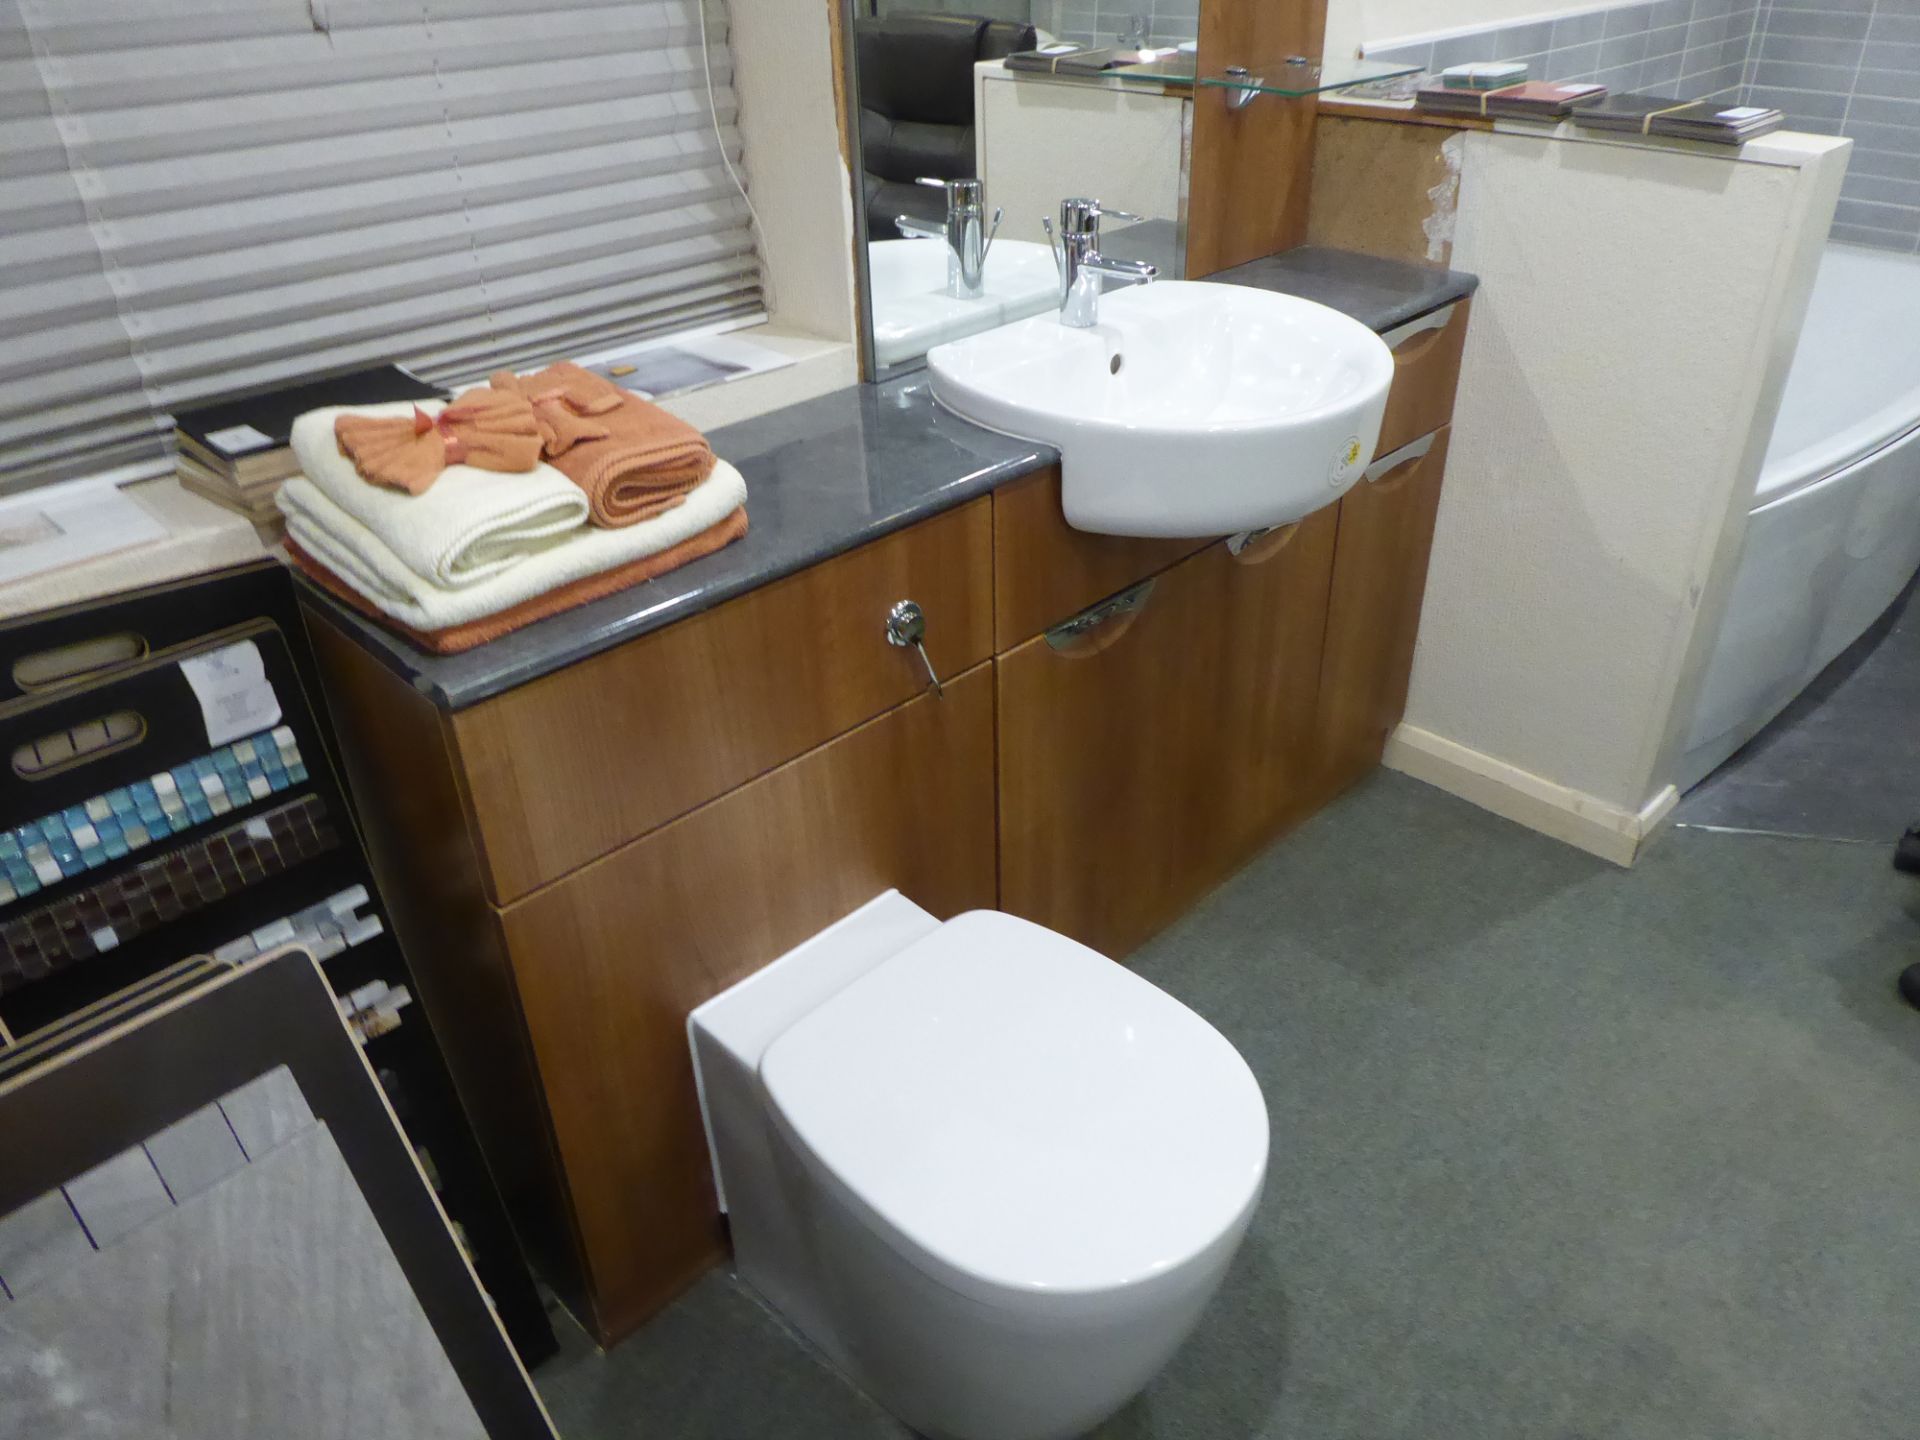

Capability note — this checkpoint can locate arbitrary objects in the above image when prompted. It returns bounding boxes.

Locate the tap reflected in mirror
[848,1,1193,373]
[896,177,1002,300]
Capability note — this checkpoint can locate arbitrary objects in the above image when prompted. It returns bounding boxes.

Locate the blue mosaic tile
[0,728,304,908]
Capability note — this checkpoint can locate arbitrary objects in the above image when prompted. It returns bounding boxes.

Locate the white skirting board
[1384,723,1679,867]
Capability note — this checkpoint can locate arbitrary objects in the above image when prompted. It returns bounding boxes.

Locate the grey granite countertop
[1205,245,1479,333]
[1099,223,1478,335]
[298,376,1053,709]
[299,244,1478,710]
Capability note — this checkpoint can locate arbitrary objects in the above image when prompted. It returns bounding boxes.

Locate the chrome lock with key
[884,599,942,697]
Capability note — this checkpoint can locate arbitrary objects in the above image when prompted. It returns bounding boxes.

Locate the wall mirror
[845,0,1203,377]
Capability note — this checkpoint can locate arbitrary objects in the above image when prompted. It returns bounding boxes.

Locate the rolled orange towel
[286,505,749,653]
[491,362,716,527]
[333,388,544,495]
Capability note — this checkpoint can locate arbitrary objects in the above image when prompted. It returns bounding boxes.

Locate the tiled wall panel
[1364,0,1763,103]
[1042,0,1199,48]
[1748,2,1920,251]
[1363,0,1918,252]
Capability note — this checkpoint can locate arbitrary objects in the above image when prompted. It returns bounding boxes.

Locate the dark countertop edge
[304,245,1478,711]
[293,437,1058,709]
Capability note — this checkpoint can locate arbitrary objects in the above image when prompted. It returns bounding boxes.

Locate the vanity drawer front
[451,498,994,902]
[1377,299,1469,458]
[997,505,1338,957]
[1317,425,1451,789]
[993,467,1211,650]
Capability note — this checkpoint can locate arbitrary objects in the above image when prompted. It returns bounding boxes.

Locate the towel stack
[279,364,748,654]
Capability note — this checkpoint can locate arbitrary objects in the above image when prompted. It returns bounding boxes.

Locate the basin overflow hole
[1109,353,1124,376]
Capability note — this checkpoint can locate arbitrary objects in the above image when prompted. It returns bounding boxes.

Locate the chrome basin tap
[1043,197,1158,328]
[895,177,1002,300]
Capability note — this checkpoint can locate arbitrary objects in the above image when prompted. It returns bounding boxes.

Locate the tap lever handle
[1058,197,1141,241]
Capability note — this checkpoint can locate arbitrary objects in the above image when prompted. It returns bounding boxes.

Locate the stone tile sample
[217,1064,313,1160]
[0,1191,90,1302]
[0,1122,485,1440]
[62,1146,170,1248]
[144,1102,248,1204]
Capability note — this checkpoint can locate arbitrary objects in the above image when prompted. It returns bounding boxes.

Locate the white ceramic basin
[869,238,1060,369]
[927,280,1396,537]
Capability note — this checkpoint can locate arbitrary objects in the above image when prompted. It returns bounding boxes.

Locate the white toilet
[688,891,1269,1440]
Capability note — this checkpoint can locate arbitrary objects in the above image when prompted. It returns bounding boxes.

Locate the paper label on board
[204,423,275,456]
[179,639,282,748]
[1716,107,1767,120]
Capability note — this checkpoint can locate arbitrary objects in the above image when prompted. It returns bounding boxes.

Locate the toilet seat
[759,911,1269,1307]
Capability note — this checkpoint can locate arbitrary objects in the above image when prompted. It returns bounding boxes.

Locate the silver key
[884,600,943,697]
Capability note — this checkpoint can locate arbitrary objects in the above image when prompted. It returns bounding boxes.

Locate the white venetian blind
[0,0,764,493]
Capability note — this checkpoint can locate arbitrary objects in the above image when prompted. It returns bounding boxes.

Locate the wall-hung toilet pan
[689,892,1269,1440]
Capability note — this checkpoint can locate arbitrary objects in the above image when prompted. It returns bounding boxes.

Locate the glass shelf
[1195,55,1421,99]
[1003,52,1420,101]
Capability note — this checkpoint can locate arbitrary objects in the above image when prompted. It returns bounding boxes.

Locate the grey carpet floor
[1675,575,1920,842]
[537,772,1920,1440]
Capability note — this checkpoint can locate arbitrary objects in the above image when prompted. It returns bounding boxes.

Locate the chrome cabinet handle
[1364,430,1436,482]
[1045,578,1156,651]
[1227,525,1282,556]
[885,599,942,697]
[1380,303,1456,350]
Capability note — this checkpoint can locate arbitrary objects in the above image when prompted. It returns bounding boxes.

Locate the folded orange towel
[286,506,749,654]
[491,362,716,527]
[333,388,544,495]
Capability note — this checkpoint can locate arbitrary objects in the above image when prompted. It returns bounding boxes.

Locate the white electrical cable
[697,0,776,314]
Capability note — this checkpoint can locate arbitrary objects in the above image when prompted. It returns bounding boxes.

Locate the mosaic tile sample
[0,794,337,994]
[207,884,383,970]
[0,726,308,906]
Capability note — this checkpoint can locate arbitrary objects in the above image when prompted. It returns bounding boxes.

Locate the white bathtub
[1677,243,1920,791]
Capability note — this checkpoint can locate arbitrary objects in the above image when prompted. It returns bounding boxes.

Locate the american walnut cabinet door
[997,507,1338,959]
[498,667,998,1341]
[1317,426,1452,791]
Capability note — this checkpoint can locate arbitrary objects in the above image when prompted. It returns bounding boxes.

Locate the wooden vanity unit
[304,298,1470,1345]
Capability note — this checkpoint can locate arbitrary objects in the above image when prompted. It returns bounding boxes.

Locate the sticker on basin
[1328,436,1365,489]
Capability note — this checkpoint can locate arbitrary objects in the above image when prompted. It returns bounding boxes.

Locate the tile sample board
[0,1106,484,1440]
[0,951,554,1440]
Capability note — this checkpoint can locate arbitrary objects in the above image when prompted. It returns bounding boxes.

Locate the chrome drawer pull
[1381,302,1456,351]
[1045,578,1156,651]
[1364,430,1436,482]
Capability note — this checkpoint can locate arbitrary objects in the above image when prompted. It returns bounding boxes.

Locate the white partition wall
[1388,125,1850,864]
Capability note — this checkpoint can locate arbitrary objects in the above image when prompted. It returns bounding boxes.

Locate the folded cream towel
[289,402,588,588]
[278,459,749,631]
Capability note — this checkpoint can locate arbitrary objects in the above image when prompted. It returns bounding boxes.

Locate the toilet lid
[758,911,1269,1299]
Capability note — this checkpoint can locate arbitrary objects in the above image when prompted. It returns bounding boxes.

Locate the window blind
[0,0,764,494]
